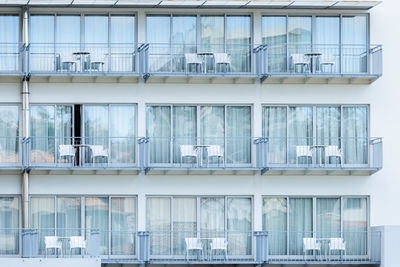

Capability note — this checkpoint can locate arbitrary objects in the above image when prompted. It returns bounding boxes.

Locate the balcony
[0,136,383,175]
[0,43,22,80]
[0,229,381,265]
[255,137,383,175]
[262,44,382,84]
[28,43,140,83]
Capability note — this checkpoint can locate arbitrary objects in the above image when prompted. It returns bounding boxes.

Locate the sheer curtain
[110,16,136,72]
[200,16,224,72]
[200,106,224,163]
[227,197,251,255]
[200,197,224,238]
[315,17,340,73]
[30,106,55,163]
[56,15,81,71]
[263,198,287,255]
[56,105,73,163]
[316,198,340,238]
[262,16,287,72]
[0,197,19,255]
[0,105,19,163]
[0,15,19,72]
[173,197,196,255]
[85,197,109,255]
[147,197,171,255]
[56,197,81,238]
[289,198,312,255]
[147,106,171,164]
[30,197,55,255]
[30,15,54,72]
[226,16,251,72]
[110,105,136,165]
[226,106,251,164]
[288,17,312,72]
[263,106,287,164]
[111,197,136,255]
[85,16,108,70]
[288,106,313,164]
[147,16,171,72]
[342,16,367,73]
[172,16,197,72]
[342,106,368,165]
[84,105,109,164]
[316,107,340,164]
[173,106,197,164]
[343,197,367,255]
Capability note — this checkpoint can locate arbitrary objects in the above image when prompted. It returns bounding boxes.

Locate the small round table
[304,52,322,73]
[72,51,90,72]
[197,52,214,73]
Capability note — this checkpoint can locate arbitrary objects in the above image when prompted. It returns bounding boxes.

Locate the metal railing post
[138,231,149,262]
[90,229,100,257]
[254,231,268,263]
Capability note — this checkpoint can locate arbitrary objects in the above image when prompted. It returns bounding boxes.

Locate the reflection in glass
[0,105,19,163]
[263,198,287,255]
[111,197,136,255]
[85,197,109,255]
[262,16,287,72]
[0,197,19,255]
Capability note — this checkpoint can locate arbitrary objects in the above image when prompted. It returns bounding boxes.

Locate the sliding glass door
[0,105,19,164]
[0,15,19,72]
[0,197,19,255]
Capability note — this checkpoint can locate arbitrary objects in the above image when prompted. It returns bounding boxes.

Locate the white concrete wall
[0,258,101,267]
[0,1,399,234]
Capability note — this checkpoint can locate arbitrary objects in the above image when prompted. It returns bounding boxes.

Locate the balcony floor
[145,166,260,175]
[29,72,141,83]
[145,72,259,84]
[261,167,381,176]
[262,73,381,84]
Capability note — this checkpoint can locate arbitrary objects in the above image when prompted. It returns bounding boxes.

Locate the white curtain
[226,106,251,164]
[110,16,136,72]
[30,197,55,255]
[288,106,313,164]
[111,197,136,255]
[0,197,19,255]
[289,198,313,255]
[30,15,55,72]
[173,106,197,164]
[30,106,55,163]
[315,17,340,73]
[316,198,341,238]
[84,16,108,71]
[85,197,109,255]
[288,16,312,71]
[343,197,367,255]
[147,106,171,164]
[0,15,19,72]
[342,106,368,165]
[263,198,287,255]
[0,105,19,163]
[110,105,136,164]
[342,16,367,73]
[147,16,171,72]
[172,16,197,72]
[56,197,81,238]
[173,197,196,255]
[316,107,341,164]
[226,16,251,72]
[200,106,225,163]
[227,197,252,255]
[262,16,287,72]
[147,197,171,255]
[263,106,287,164]
[200,197,225,238]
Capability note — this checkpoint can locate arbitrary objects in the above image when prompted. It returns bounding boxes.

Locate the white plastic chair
[210,238,228,260]
[185,237,203,260]
[296,145,313,165]
[44,236,62,257]
[213,53,231,73]
[319,54,336,73]
[90,53,105,72]
[207,145,224,166]
[185,53,203,73]
[59,52,77,72]
[58,145,76,165]
[69,236,86,257]
[180,145,198,166]
[90,145,109,166]
[325,145,342,165]
[303,237,321,260]
[291,54,310,73]
[329,238,346,258]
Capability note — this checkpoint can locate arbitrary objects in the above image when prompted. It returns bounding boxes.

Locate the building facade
[0,0,398,266]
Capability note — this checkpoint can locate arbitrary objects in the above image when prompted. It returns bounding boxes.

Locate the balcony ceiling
[0,0,381,9]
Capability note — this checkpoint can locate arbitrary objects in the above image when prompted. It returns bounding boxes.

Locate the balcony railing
[255,137,382,174]
[0,43,22,74]
[0,229,381,264]
[29,43,139,74]
[0,136,383,174]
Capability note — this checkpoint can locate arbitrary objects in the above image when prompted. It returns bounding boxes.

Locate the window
[0,196,19,255]
[147,196,252,256]
[0,105,19,164]
[146,105,251,165]
[146,15,251,73]
[29,14,136,72]
[262,15,368,73]
[30,196,136,256]
[0,15,19,71]
[262,105,369,165]
[262,196,369,257]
